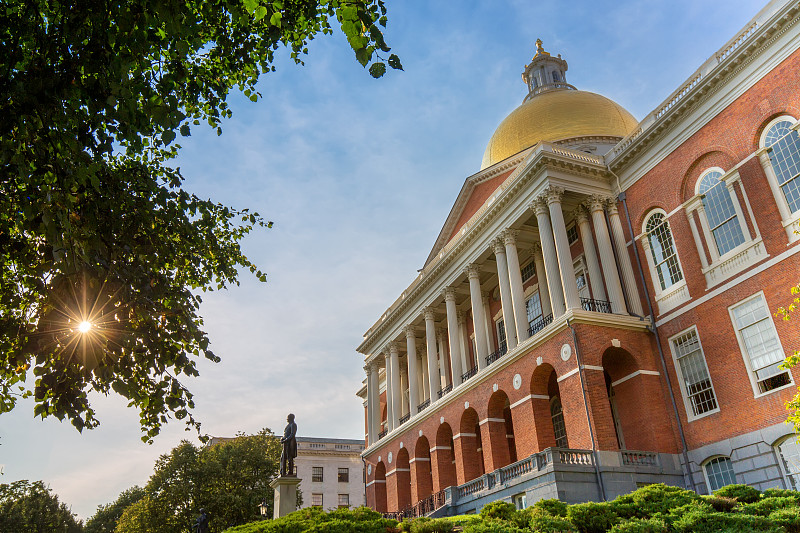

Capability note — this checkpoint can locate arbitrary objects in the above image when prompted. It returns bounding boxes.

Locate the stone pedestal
[270,476,301,519]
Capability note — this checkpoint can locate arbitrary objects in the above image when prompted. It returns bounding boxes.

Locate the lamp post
[258,499,269,520]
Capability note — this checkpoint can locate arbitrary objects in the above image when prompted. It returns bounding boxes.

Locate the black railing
[417,399,430,413]
[399,413,410,425]
[437,384,453,399]
[485,345,507,366]
[461,365,478,383]
[384,489,447,520]
[581,297,612,313]
[528,313,554,337]
[378,429,387,440]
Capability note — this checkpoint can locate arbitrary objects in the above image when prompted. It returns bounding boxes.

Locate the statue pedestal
[270,476,301,519]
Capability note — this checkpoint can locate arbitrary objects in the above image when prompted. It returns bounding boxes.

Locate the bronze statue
[194,508,209,533]
[280,413,297,477]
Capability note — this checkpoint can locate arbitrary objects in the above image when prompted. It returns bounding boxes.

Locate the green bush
[672,508,781,533]
[480,501,518,522]
[762,487,800,501]
[611,483,701,519]
[399,516,454,533]
[531,498,569,517]
[527,508,576,532]
[713,483,761,503]
[462,520,526,533]
[566,501,619,533]
[769,508,800,533]
[608,517,668,533]
[740,496,800,516]
[702,495,738,512]
[224,506,396,533]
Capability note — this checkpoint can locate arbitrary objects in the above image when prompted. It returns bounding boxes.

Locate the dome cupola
[522,39,575,100]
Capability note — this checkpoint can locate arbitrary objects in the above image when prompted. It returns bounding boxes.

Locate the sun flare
[78,321,92,333]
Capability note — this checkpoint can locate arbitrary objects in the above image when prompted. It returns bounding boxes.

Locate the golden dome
[480,89,639,170]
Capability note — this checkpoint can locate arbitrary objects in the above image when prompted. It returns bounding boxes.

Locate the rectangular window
[334,444,350,450]
[567,223,579,245]
[311,493,323,507]
[512,493,527,510]
[338,467,349,483]
[730,294,791,394]
[338,494,349,508]
[526,292,542,325]
[312,466,323,482]
[496,318,507,353]
[521,261,536,282]
[309,443,325,449]
[670,328,718,418]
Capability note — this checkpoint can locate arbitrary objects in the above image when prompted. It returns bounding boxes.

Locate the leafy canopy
[0,0,400,441]
[0,479,84,533]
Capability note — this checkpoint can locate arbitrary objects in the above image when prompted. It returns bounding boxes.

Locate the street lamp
[258,500,269,520]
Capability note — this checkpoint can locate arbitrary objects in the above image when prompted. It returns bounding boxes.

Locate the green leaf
[388,54,403,71]
[254,6,267,21]
[243,0,259,14]
[269,11,282,27]
[368,62,386,78]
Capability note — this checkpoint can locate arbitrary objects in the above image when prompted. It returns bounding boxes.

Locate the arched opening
[486,389,516,469]
[457,407,484,484]
[374,461,387,512]
[433,423,457,491]
[412,436,433,503]
[530,363,565,450]
[395,448,411,511]
[602,347,663,451]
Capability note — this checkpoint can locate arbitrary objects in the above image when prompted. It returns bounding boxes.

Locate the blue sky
[1,0,767,520]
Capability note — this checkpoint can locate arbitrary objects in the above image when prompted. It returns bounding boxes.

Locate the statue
[280,413,297,477]
[194,508,209,533]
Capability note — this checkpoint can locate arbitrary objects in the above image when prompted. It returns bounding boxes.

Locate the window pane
[338,494,349,507]
[704,457,736,491]
[521,261,536,282]
[497,319,507,353]
[550,397,568,448]
[766,121,800,214]
[526,293,542,324]
[312,466,323,482]
[699,171,745,256]
[672,330,718,416]
[732,295,789,393]
[777,436,800,490]
[338,467,349,483]
[312,493,323,506]
[646,213,683,290]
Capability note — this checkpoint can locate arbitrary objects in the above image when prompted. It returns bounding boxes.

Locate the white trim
[557,367,580,382]
[479,418,506,425]
[667,325,721,422]
[430,446,451,452]
[758,115,800,242]
[655,243,800,327]
[700,455,736,494]
[366,480,386,487]
[453,432,477,439]
[611,369,660,387]
[510,394,533,409]
[386,469,396,476]
[583,365,604,372]
[409,457,430,463]
[506,434,515,438]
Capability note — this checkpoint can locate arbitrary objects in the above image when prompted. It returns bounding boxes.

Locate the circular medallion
[513,374,522,390]
[388,451,393,464]
[561,343,572,361]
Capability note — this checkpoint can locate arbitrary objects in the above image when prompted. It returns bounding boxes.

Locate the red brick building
[356,0,800,516]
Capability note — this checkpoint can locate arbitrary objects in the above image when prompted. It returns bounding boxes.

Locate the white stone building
[296,437,366,510]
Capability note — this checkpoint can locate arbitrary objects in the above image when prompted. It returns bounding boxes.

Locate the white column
[388,342,401,429]
[641,236,661,297]
[607,201,644,316]
[544,186,581,311]
[466,265,489,370]
[574,206,606,301]
[366,363,379,444]
[587,195,627,314]
[437,327,449,388]
[417,353,426,404]
[399,365,409,417]
[531,243,552,318]
[383,352,395,432]
[405,327,420,415]
[696,203,719,262]
[457,311,470,373]
[423,307,439,403]
[493,239,518,349]
[444,288,464,387]
[482,292,494,356]
[503,230,530,343]
[686,209,709,269]
[533,199,566,316]
[758,150,793,223]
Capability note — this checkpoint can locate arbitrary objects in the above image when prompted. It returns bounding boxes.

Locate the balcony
[485,345,508,367]
[528,313,553,337]
[378,429,387,440]
[580,298,612,313]
[417,399,430,413]
[399,413,410,425]
[461,365,478,383]
[437,384,453,399]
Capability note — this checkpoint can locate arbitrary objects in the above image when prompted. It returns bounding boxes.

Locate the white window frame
[774,434,800,490]
[311,493,324,507]
[337,493,350,508]
[642,209,689,314]
[311,466,324,483]
[685,167,765,288]
[495,317,507,353]
[728,291,794,398]
[667,325,720,422]
[758,115,800,242]
[701,455,737,493]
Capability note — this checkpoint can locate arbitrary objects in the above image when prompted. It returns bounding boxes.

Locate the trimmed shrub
[702,495,738,512]
[399,516,454,533]
[608,517,669,533]
[611,484,701,519]
[462,520,526,533]
[224,507,396,533]
[769,508,800,533]
[763,487,800,501]
[531,498,569,517]
[480,501,518,522]
[713,483,761,503]
[672,508,781,533]
[566,501,619,533]
[527,508,576,532]
[740,496,800,516]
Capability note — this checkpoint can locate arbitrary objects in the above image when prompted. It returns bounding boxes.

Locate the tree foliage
[0,479,84,533]
[777,282,800,433]
[85,485,146,533]
[113,428,282,532]
[0,0,400,441]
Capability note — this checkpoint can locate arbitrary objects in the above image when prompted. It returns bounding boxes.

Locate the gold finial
[533,38,549,58]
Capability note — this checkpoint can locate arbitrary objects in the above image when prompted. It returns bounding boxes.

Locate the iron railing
[528,313,554,337]
[417,399,430,413]
[378,429,387,440]
[384,489,447,520]
[437,384,453,399]
[580,297,612,313]
[399,413,410,425]
[461,365,478,383]
[485,345,507,366]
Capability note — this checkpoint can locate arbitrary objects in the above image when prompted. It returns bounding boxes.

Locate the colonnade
[364,187,642,446]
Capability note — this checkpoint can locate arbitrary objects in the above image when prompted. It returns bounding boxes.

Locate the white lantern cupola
[522,39,575,102]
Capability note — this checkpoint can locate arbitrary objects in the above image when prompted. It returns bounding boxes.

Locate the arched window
[645,212,683,291]
[552,71,560,83]
[775,435,800,490]
[764,119,800,214]
[697,169,745,256]
[550,396,568,448]
[702,456,736,492]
